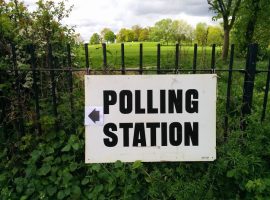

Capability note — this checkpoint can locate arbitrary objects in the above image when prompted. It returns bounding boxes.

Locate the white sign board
[85,74,216,163]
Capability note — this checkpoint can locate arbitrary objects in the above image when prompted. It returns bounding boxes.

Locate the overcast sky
[24,0,216,41]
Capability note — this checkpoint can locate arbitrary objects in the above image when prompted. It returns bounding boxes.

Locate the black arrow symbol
[88,109,100,123]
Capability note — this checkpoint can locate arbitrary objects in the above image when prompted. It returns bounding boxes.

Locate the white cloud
[23,0,216,41]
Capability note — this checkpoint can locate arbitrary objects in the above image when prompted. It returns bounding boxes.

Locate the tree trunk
[222,28,230,61]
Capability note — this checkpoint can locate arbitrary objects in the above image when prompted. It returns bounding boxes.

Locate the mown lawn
[75,42,226,70]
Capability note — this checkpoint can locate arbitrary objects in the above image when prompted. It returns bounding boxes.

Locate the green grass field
[75,42,227,70]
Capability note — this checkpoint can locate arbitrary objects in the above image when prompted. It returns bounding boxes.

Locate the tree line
[90,0,270,61]
[89,20,224,47]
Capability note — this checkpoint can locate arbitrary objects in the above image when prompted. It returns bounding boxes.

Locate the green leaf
[57,190,66,200]
[81,178,89,185]
[69,162,77,172]
[114,160,123,168]
[61,144,71,152]
[63,171,73,185]
[45,146,54,155]
[91,164,101,172]
[132,160,142,169]
[47,185,57,196]
[71,143,80,151]
[0,174,6,182]
[71,185,81,197]
[68,135,77,144]
[226,169,236,178]
[38,164,51,176]
[31,150,42,161]
[43,156,54,162]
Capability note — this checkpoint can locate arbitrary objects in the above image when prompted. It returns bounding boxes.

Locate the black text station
[103,89,199,147]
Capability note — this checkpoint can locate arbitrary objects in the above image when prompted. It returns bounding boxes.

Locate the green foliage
[150,18,174,45]
[1,106,270,199]
[90,33,100,45]
[207,25,223,46]
[232,0,270,57]
[195,22,208,46]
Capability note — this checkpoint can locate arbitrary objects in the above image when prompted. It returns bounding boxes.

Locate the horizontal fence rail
[0,42,270,142]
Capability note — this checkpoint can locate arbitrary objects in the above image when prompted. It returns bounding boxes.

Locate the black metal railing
[0,42,269,141]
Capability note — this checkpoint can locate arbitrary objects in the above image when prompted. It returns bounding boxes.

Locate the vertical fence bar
[30,44,41,134]
[67,44,75,131]
[121,43,125,75]
[175,43,179,73]
[211,44,216,73]
[102,43,107,72]
[0,71,7,140]
[224,44,234,140]
[157,43,161,74]
[11,43,24,137]
[261,58,270,122]
[84,43,90,75]
[241,43,258,130]
[139,43,143,74]
[48,44,58,130]
[193,44,197,74]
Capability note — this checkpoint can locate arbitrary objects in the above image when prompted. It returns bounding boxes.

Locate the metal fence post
[67,44,75,131]
[211,44,216,73]
[84,43,90,75]
[11,43,25,137]
[241,43,258,130]
[157,44,161,74]
[0,71,7,140]
[121,43,125,75]
[102,43,107,72]
[139,43,143,74]
[224,44,234,139]
[193,44,197,74]
[30,44,41,134]
[175,43,179,73]
[48,44,59,131]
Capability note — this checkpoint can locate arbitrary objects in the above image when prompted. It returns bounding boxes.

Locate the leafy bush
[1,111,270,199]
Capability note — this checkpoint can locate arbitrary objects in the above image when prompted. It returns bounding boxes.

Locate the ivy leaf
[91,164,101,172]
[30,150,41,161]
[114,160,123,168]
[38,164,51,176]
[47,185,57,196]
[61,144,71,152]
[63,171,73,185]
[81,178,89,185]
[45,146,54,155]
[132,160,142,169]
[71,185,81,197]
[57,190,66,200]
[71,143,80,151]
[226,169,236,178]
[68,135,77,144]
[69,162,77,172]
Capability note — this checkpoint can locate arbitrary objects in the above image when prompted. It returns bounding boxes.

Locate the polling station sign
[85,74,216,163]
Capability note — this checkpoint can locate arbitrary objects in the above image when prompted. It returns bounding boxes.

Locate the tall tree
[207,25,223,46]
[138,28,150,41]
[104,30,115,43]
[100,28,111,43]
[208,0,242,60]
[131,25,142,41]
[90,33,100,45]
[150,19,174,45]
[195,23,208,46]
[172,20,194,44]
[116,28,134,42]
